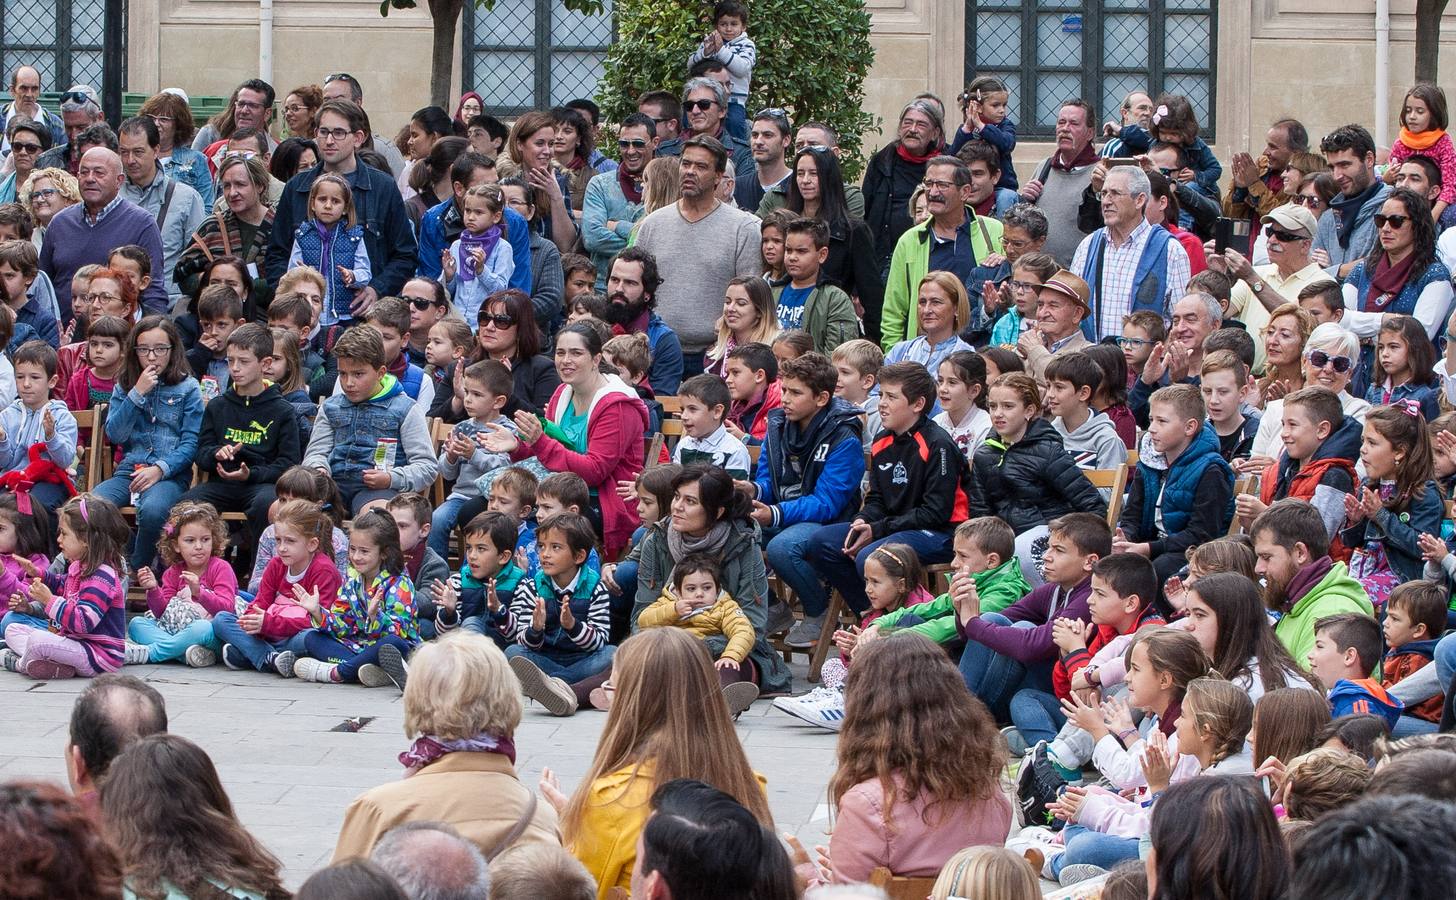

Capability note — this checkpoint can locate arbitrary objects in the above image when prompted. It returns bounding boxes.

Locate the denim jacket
[161,146,215,209]
[104,378,204,478]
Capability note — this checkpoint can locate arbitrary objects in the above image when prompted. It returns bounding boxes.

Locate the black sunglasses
[1374,213,1410,229]
[1265,226,1306,242]
[60,90,95,105]
[479,312,516,329]
[755,107,790,124]
[408,297,440,310]
[1307,349,1353,373]
[684,99,718,112]
[617,138,649,149]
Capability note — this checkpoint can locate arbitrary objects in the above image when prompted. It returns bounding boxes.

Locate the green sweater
[1274,561,1373,667]
[874,557,1032,643]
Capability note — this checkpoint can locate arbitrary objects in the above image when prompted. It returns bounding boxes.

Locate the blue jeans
[959,614,1054,718]
[807,523,953,615]
[1052,824,1140,878]
[429,496,468,558]
[764,521,831,617]
[0,611,47,636]
[93,471,189,571]
[126,617,219,662]
[1010,688,1066,745]
[1392,714,1440,737]
[1436,631,1456,688]
[302,632,413,682]
[724,101,748,142]
[211,611,310,671]
[505,642,615,685]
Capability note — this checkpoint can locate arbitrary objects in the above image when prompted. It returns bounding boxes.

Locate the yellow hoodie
[636,587,756,663]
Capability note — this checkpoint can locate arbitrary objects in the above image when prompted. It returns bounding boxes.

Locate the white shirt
[1340,273,1453,341]
[933,406,991,463]
[1070,218,1192,339]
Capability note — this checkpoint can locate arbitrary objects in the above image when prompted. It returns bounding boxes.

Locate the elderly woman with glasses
[1247,321,1371,463]
[0,118,50,204]
[18,166,80,249]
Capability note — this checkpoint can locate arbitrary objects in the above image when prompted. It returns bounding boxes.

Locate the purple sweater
[40,198,168,321]
[956,576,1092,664]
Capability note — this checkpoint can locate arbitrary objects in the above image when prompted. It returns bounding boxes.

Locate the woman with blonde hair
[538,627,770,900]
[1255,301,1316,406]
[930,846,1040,900]
[628,156,682,245]
[705,276,781,377]
[884,271,974,402]
[332,634,560,862]
[19,166,80,248]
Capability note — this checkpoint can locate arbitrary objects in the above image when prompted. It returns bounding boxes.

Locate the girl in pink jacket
[127,502,238,667]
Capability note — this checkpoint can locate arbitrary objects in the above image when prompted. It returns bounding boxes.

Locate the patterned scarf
[618,165,644,204]
[399,733,517,776]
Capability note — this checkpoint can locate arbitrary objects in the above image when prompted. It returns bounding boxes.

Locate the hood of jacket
[220,382,286,410]
[767,396,864,454]
[1055,410,1121,456]
[548,373,643,424]
[1386,638,1440,663]
[1276,413,1361,478]
[1287,560,1373,621]
[361,373,404,404]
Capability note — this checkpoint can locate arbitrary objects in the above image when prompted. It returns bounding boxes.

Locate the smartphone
[1214,216,1235,255]
[1106,157,1140,169]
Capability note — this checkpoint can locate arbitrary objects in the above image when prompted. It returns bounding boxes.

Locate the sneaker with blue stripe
[772,686,844,731]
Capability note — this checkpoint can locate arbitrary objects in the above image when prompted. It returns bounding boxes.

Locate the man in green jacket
[880,154,1002,350]
[1252,499,1374,666]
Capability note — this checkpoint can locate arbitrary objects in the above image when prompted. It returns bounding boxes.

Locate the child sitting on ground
[430,510,527,641]
[1380,580,1446,735]
[724,341,781,443]
[638,553,760,712]
[432,359,515,558]
[127,502,235,668]
[831,338,882,449]
[387,492,449,604]
[294,509,418,690]
[0,341,78,510]
[0,494,129,679]
[1308,612,1404,730]
[0,495,50,633]
[246,466,348,594]
[674,373,751,479]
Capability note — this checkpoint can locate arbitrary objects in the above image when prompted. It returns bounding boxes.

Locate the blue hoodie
[1328,677,1404,730]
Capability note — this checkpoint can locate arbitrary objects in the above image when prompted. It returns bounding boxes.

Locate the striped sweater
[506,565,610,656]
[44,562,125,672]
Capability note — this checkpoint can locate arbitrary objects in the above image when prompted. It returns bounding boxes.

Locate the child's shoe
[509,655,578,716]
[771,685,844,731]
[1007,825,1063,879]
[588,685,613,711]
[221,644,246,670]
[1016,741,1067,827]
[1002,725,1029,756]
[356,664,393,688]
[377,644,408,692]
[1060,864,1107,887]
[184,645,216,668]
[294,657,339,683]
[722,681,760,718]
[124,642,150,665]
[0,649,18,672]
[22,659,76,679]
[270,651,297,678]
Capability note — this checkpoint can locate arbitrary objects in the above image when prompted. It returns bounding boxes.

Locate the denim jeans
[958,614,1054,719]
[93,471,189,571]
[429,495,489,558]
[1010,688,1066,745]
[807,523,952,615]
[126,617,219,662]
[1436,631,1456,687]
[1391,714,1440,737]
[505,643,615,684]
[211,612,310,671]
[1052,824,1140,878]
[764,521,831,616]
[303,632,413,682]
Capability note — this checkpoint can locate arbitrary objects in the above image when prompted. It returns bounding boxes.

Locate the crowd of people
[2,0,1456,895]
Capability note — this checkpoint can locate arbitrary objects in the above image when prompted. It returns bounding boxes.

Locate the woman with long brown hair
[805,632,1010,885]
[502,110,577,252]
[537,628,770,900]
[102,733,289,899]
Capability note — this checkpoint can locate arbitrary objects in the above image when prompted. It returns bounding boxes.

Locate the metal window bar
[463,0,614,117]
[966,1,1216,142]
[0,0,123,94]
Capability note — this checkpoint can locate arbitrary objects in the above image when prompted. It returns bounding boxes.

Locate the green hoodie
[1275,561,1374,667]
[874,557,1032,644]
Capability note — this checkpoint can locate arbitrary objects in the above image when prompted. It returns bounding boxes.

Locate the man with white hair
[371,821,491,900]
[1070,164,1191,341]
[655,77,753,188]
[1130,291,1222,423]
[33,84,102,175]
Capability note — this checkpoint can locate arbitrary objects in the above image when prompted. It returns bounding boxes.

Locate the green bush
[596,0,877,178]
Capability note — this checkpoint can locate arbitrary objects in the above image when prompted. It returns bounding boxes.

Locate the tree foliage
[596,0,877,177]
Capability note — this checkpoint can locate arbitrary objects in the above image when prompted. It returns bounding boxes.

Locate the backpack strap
[485,789,538,861]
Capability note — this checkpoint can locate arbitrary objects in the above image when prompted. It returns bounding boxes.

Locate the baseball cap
[1260,203,1318,239]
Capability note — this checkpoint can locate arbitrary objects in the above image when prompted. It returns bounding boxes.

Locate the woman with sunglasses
[1339,187,1453,395]
[1247,321,1371,463]
[468,288,559,418]
[0,118,49,204]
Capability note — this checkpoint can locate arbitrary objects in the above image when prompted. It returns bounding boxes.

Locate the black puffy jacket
[969,418,1107,532]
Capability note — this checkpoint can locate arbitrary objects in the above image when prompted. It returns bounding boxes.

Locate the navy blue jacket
[1118,422,1234,558]
[754,399,865,528]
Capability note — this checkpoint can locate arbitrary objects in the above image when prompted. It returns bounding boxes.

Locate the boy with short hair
[432,358,516,558]
[561,253,597,303]
[954,512,1108,716]
[502,512,615,717]
[1240,386,1360,546]
[874,516,1031,636]
[187,284,245,398]
[1119,311,1164,389]
[1199,349,1259,461]
[302,326,438,513]
[687,1,757,141]
[0,240,58,348]
[357,295,436,414]
[675,373,751,479]
[181,322,303,539]
[386,492,450,630]
[1380,580,1447,731]
[1045,352,1126,480]
[1310,612,1403,730]
[0,340,77,509]
[63,314,128,411]
[267,292,325,384]
[831,338,883,449]
[1115,383,1235,582]
[804,362,971,618]
[489,465,539,561]
[724,341,781,443]
[772,218,859,353]
[1298,279,1345,325]
[603,333,662,434]
[529,472,602,576]
[431,510,528,641]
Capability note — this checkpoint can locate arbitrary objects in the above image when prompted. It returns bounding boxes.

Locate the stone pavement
[0,658,840,889]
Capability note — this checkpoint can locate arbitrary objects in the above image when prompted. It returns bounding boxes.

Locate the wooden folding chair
[1229,475,1259,536]
[71,406,103,491]
[658,395,682,417]
[867,866,938,900]
[429,418,453,505]
[1084,464,1130,528]
[644,432,665,467]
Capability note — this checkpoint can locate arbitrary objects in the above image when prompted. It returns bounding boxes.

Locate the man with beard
[863,98,945,276]
[604,247,683,395]
[1250,498,1372,666]
[583,113,658,290]
[1314,125,1390,279]
[1022,100,1101,266]
[415,151,532,295]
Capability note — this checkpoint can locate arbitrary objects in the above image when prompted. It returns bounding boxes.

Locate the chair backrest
[868,866,938,900]
[644,432,666,468]
[72,406,101,490]
[1229,474,1260,536]
[1084,464,1129,527]
[658,395,682,416]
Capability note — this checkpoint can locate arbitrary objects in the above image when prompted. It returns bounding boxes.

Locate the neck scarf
[565,154,587,171]
[971,193,996,218]
[667,519,731,563]
[1367,248,1420,312]
[458,224,503,284]
[387,352,408,379]
[1051,140,1099,172]
[895,142,939,166]
[618,165,644,204]
[1283,556,1334,613]
[1329,179,1381,246]
[1400,126,1446,152]
[399,733,517,776]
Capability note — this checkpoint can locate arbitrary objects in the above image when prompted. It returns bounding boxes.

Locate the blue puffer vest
[293,220,365,323]
[1136,421,1234,536]
[531,565,603,656]
[318,374,413,476]
[1079,225,1173,340]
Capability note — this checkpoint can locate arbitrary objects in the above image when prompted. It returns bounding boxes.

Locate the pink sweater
[1390,131,1456,204]
[0,552,50,601]
[825,775,1012,883]
[144,557,238,618]
[248,552,342,641]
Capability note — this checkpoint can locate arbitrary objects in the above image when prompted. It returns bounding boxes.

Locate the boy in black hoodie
[180,323,304,550]
[806,361,972,615]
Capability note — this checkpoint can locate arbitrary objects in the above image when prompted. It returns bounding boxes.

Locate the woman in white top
[1248,322,1370,463]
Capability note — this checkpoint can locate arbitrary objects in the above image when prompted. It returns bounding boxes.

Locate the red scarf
[972,193,997,218]
[1051,141,1098,172]
[1367,251,1420,312]
[387,353,408,379]
[896,142,939,165]
[618,165,643,204]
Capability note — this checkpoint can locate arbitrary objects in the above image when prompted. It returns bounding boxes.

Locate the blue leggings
[302,632,413,683]
[126,617,219,662]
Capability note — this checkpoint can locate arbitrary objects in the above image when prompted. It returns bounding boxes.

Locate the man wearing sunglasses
[582,113,658,289]
[33,84,103,176]
[1313,124,1390,279]
[654,78,753,205]
[1,66,64,157]
[1220,203,1325,374]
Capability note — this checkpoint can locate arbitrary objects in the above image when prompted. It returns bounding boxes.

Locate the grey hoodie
[1054,410,1128,499]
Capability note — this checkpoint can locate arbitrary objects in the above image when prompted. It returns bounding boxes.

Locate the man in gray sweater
[1022,100,1101,267]
[635,134,762,373]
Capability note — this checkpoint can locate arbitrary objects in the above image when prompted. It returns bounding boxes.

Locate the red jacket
[248,551,342,641]
[1259,455,1356,563]
[730,380,782,443]
[1053,606,1164,699]
[1384,650,1443,722]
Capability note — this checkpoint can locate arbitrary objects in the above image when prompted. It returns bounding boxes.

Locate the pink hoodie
[144,557,238,618]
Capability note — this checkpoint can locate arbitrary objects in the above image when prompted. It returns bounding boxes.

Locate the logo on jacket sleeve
[812,442,829,462]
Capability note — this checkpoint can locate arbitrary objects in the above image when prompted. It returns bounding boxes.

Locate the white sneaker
[124,642,151,665]
[772,685,844,731]
[293,657,338,684]
[184,645,216,668]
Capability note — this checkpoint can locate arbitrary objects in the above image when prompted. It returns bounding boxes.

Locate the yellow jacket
[636,587,756,663]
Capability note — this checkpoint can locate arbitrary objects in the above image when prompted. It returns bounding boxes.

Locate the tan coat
[332,751,562,863]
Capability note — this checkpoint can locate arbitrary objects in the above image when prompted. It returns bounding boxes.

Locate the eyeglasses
[9,142,40,154]
[325,73,356,84]
[1115,336,1154,349]
[224,149,258,160]
[1292,194,1325,209]
[921,178,957,191]
[1001,236,1032,251]
[136,344,173,358]
[408,297,439,311]
[1007,280,1040,293]
[1306,349,1353,373]
[283,104,308,115]
[1095,188,1130,201]
[316,127,354,143]
[233,100,265,111]
[147,114,173,126]
[86,291,120,304]
[684,99,718,112]
[1265,226,1306,242]
[617,138,649,149]
[479,313,516,329]
[1374,213,1410,230]
[28,188,58,202]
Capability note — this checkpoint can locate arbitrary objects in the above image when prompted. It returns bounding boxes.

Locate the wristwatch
[1251,281,1265,295]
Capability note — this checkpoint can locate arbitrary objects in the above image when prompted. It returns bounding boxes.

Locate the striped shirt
[45,563,125,672]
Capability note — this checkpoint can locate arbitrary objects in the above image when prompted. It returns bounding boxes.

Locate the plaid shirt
[1071,219,1192,339]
